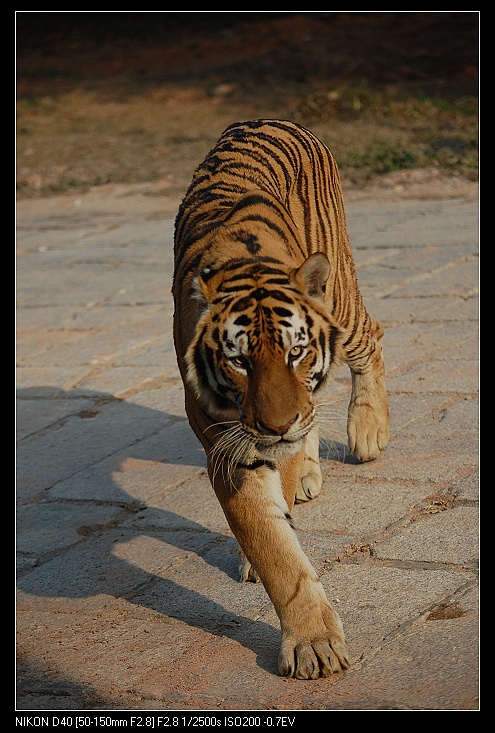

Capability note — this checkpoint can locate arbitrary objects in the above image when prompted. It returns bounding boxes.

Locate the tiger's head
[185,252,344,463]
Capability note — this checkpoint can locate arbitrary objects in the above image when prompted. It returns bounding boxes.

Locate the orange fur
[173,120,389,678]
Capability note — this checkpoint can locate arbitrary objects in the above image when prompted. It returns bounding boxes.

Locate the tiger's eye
[290,346,304,358]
[231,356,247,368]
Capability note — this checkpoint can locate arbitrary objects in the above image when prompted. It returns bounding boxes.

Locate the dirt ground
[16,12,479,203]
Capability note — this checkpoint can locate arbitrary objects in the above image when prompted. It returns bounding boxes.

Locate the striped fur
[173,120,389,679]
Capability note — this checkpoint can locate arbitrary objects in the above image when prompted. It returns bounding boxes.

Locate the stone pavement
[16,183,479,712]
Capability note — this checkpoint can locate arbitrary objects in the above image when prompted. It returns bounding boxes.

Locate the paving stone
[16,187,479,711]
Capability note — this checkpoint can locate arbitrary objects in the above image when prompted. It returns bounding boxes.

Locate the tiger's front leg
[346,321,390,463]
[210,455,349,679]
[347,368,390,462]
[295,425,322,503]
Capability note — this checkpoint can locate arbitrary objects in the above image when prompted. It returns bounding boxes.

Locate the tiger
[172,119,390,680]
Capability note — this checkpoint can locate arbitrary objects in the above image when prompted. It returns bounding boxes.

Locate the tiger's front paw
[347,402,390,463]
[295,471,322,503]
[295,435,322,503]
[278,631,349,679]
[278,604,349,679]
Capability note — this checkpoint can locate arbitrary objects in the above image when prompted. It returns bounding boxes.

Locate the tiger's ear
[293,252,330,300]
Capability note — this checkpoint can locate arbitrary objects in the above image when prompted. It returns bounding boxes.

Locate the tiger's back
[174,119,363,338]
[172,119,389,680]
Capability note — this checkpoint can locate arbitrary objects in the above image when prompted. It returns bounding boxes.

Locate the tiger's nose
[256,415,298,436]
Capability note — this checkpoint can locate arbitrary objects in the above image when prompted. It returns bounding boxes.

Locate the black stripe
[203,343,217,378]
[231,296,254,312]
[265,290,294,304]
[222,257,285,274]
[234,314,251,326]
[273,307,293,318]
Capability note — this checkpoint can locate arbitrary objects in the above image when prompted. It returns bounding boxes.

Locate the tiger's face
[186,253,343,462]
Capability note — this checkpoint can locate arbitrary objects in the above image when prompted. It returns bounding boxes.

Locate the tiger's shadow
[16,386,352,675]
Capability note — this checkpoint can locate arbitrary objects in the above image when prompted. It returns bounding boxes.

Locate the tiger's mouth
[249,423,313,457]
[207,418,313,467]
[255,437,306,460]
[254,432,306,445]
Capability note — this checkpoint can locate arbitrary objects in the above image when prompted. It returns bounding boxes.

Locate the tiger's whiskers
[205,421,254,490]
[315,399,348,463]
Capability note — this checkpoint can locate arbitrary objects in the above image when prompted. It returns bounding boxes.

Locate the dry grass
[16,12,478,199]
[16,83,478,199]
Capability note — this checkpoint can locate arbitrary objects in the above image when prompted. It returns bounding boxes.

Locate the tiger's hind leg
[295,426,322,503]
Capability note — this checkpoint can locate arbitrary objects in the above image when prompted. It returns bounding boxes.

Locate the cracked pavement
[16,183,479,711]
